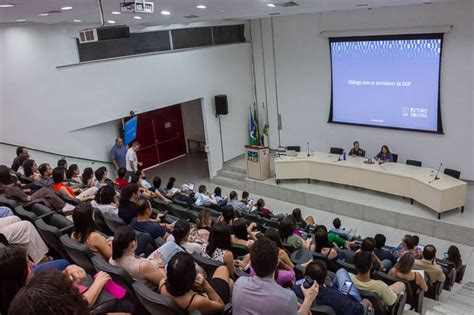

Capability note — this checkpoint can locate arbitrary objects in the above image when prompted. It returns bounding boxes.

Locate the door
[124,104,187,169]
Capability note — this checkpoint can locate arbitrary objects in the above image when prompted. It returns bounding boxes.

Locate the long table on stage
[274,152,467,217]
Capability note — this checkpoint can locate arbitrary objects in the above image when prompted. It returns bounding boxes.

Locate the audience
[115,167,129,190]
[414,245,446,284]
[279,216,311,250]
[110,226,165,286]
[311,226,339,261]
[292,208,314,230]
[81,167,96,188]
[240,191,250,205]
[150,176,167,196]
[22,159,40,182]
[201,222,235,275]
[94,167,108,189]
[66,164,81,183]
[350,251,405,311]
[11,146,30,172]
[118,183,140,224]
[231,219,257,248]
[52,167,96,201]
[166,220,202,254]
[131,198,170,240]
[393,234,423,259]
[360,237,385,271]
[195,184,218,207]
[232,237,318,315]
[158,252,231,314]
[441,245,463,269]
[293,260,371,315]
[38,163,53,188]
[174,183,193,205]
[330,217,356,240]
[255,198,275,218]
[374,234,397,270]
[91,185,119,216]
[166,176,177,191]
[196,209,212,241]
[220,205,237,226]
[213,187,228,208]
[227,191,249,214]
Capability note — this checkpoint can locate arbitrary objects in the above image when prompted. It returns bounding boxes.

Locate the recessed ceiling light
[38,13,49,16]
[107,20,116,24]
[16,19,26,22]
[0,4,14,8]
[61,6,73,11]
[133,16,142,20]
[160,10,170,15]
[196,5,206,9]
[73,19,82,23]
[267,3,276,8]
[112,11,121,15]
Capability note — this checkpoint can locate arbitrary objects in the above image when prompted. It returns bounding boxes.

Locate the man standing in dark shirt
[293,260,371,315]
[349,141,366,157]
[11,147,30,172]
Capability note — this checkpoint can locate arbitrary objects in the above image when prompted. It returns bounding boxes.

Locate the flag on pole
[249,109,258,146]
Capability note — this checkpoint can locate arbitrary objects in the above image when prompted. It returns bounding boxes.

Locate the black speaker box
[215,95,228,115]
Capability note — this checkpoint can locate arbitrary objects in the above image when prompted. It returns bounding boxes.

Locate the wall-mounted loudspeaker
[215,95,228,116]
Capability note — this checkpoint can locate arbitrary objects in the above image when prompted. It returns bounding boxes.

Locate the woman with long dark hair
[91,185,119,216]
[279,216,310,250]
[118,183,139,224]
[81,167,96,187]
[311,226,338,260]
[201,222,234,275]
[374,145,394,163]
[231,219,257,248]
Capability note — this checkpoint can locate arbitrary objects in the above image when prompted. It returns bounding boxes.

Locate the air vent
[277,1,299,7]
[269,12,280,16]
[46,9,63,14]
[184,14,199,19]
[355,4,369,7]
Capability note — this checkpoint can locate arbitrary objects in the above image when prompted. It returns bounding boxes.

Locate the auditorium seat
[231,243,249,259]
[360,289,406,315]
[329,147,344,155]
[92,208,113,236]
[392,153,399,163]
[192,252,223,277]
[60,234,96,274]
[406,159,422,167]
[35,218,71,260]
[102,213,127,234]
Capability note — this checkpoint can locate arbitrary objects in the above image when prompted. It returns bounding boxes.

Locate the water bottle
[343,152,346,161]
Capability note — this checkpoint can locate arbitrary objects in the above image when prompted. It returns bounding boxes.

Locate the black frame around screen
[328,33,444,134]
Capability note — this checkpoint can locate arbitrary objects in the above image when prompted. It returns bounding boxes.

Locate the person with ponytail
[167,220,202,254]
[110,226,165,287]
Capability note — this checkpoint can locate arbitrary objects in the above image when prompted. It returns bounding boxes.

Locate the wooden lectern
[245,145,270,181]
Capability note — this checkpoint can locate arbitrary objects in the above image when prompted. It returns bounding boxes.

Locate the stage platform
[211,155,474,247]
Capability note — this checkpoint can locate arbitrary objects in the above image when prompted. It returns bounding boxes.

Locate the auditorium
[1,0,473,314]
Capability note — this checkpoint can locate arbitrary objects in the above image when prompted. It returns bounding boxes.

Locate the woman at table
[374,145,393,164]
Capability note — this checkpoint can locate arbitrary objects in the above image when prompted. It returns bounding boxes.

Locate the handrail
[0,141,112,165]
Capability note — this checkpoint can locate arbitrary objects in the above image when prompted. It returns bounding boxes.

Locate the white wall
[251,0,474,179]
[0,23,254,176]
[181,99,206,153]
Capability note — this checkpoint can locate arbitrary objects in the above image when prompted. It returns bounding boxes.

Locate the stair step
[210,176,247,191]
[217,169,246,181]
[222,164,246,175]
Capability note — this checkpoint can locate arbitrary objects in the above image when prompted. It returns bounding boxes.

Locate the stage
[212,155,474,247]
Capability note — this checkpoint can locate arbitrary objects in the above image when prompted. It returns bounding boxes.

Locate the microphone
[429,163,443,183]
[307,142,310,157]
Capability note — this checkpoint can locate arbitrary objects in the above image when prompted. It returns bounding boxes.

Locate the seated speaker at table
[348,141,365,157]
[374,145,393,164]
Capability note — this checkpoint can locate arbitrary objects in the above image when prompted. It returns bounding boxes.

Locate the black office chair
[192,252,223,277]
[392,153,399,163]
[102,213,127,234]
[231,244,249,259]
[406,160,422,167]
[329,147,344,155]
[444,168,461,179]
[133,281,192,315]
[287,146,301,152]
[35,218,71,260]
[60,234,96,274]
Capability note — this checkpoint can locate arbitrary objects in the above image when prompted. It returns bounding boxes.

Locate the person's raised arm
[82,271,111,306]
[297,281,319,315]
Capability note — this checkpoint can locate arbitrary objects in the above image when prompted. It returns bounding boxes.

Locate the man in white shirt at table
[125,141,142,180]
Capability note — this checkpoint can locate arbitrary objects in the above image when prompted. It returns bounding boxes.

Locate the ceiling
[0,0,456,26]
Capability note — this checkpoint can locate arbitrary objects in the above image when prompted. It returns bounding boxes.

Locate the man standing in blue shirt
[110,138,127,170]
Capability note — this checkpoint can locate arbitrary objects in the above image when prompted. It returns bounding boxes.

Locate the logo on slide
[409,107,428,118]
[401,107,409,117]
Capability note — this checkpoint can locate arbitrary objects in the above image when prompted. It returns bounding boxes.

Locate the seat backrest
[163,214,180,224]
[91,256,135,291]
[0,233,9,246]
[29,203,54,218]
[231,244,249,258]
[132,281,186,315]
[192,252,223,277]
[444,168,461,179]
[59,234,96,274]
[168,204,191,221]
[311,305,336,315]
[151,198,171,212]
[102,213,127,234]
[93,208,113,236]
[329,147,344,155]
[456,265,466,283]
[55,191,81,206]
[46,213,74,233]
[0,194,19,209]
[392,153,399,163]
[261,217,280,229]
[335,259,357,274]
[406,160,422,167]
[35,218,70,260]
[359,290,386,315]
[13,205,38,222]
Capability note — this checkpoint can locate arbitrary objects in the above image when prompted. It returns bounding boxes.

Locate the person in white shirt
[194,184,217,207]
[125,141,141,179]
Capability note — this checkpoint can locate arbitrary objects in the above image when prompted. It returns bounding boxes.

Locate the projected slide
[329,34,443,133]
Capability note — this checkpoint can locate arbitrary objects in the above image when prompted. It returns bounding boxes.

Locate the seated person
[227,191,251,214]
[174,184,194,205]
[195,209,212,242]
[279,216,311,250]
[240,191,250,205]
[81,167,97,188]
[213,187,228,208]
[118,183,139,224]
[94,167,108,189]
[91,185,119,216]
[441,245,463,271]
[110,226,165,287]
[57,158,68,170]
[165,220,202,254]
[149,176,167,195]
[72,203,112,259]
[52,167,96,201]
[293,260,372,315]
[349,141,366,157]
[219,205,237,227]
[350,251,405,311]
[22,159,41,183]
[292,208,314,230]
[201,222,235,276]
[114,167,129,190]
[393,235,423,259]
[374,234,397,270]
[166,176,177,191]
[0,216,49,264]
[232,237,318,315]
[414,245,446,284]
[194,184,218,207]
[38,163,53,188]
[330,217,356,240]
[158,252,231,314]
[131,173,171,203]
[359,237,386,272]
[136,170,152,190]
[66,164,81,184]
[131,198,170,240]
[231,219,257,248]
[255,199,280,219]
[389,252,428,308]
[374,145,393,164]
[11,146,30,172]
[310,227,339,261]
[0,206,14,218]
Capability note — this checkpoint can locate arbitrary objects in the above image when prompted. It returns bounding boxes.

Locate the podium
[245,145,270,181]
